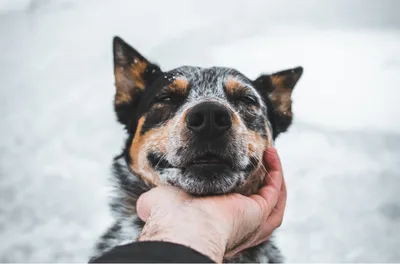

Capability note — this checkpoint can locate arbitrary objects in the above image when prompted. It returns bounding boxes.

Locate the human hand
[136,147,287,263]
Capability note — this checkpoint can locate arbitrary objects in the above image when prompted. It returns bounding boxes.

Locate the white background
[1,0,400,262]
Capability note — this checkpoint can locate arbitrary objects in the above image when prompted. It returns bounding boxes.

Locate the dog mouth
[148,151,249,195]
[148,152,233,170]
[187,153,231,167]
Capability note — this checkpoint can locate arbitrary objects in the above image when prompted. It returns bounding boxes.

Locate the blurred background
[1,0,400,262]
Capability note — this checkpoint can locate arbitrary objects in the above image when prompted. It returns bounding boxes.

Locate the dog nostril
[215,111,231,128]
[187,112,204,128]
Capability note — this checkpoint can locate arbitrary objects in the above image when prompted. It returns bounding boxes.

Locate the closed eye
[239,95,258,105]
[226,87,259,107]
[153,92,185,105]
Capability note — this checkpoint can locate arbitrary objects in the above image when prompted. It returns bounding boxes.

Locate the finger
[244,148,284,241]
[137,185,187,221]
[254,178,287,246]
[254,184,281,219]
[253,148,284,216]
[268,177,287,228]
[264,147,283,171]
[263,147,283,190]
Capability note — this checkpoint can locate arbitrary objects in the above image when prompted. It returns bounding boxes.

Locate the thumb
[136,185,189,222]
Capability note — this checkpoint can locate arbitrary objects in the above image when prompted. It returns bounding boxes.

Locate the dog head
[113,36,303,196]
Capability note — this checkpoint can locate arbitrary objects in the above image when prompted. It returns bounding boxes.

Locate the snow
[1,0,399,262]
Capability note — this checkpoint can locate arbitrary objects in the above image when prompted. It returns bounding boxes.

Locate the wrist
[138,206,228,263]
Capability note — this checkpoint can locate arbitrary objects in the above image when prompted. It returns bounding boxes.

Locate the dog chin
[164,165,242,196]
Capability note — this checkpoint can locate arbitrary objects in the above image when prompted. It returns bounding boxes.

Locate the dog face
[113,36,303,196]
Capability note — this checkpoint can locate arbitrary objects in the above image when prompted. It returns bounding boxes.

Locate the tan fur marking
[225,77,245,93]
[270,92,292,118]
[115,93,132,105]
[270,75,284,88]
[247,130,267,157]
[129,117,146,176]
[170,78,189,94]
[129,60,148,90]
[270,75,293,117]
[114,59,148,105]
[114,67,133,104]
[129,116,170,186]
[230,110,240,128]
[241,126,271,195]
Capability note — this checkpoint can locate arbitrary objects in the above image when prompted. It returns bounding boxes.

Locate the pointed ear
[254,66,303,138]
[112,36,162,128]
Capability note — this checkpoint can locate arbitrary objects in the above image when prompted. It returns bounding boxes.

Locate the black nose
[186,102,232,138]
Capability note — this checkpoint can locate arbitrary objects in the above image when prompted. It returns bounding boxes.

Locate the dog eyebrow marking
[225,76,247,93]
[169,77,189,95]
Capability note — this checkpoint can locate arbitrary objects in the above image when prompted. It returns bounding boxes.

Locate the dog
[90,36,303,263]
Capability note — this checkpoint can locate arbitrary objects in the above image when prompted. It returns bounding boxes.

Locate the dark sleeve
[89,241,215,263]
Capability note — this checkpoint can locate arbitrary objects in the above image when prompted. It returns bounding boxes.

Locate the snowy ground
[1,0,400,262]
